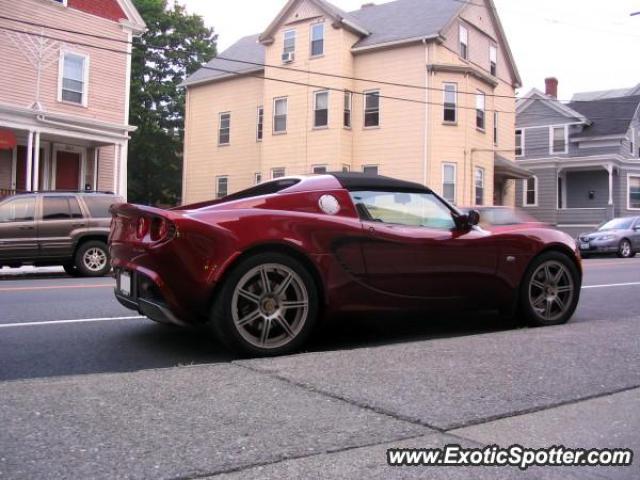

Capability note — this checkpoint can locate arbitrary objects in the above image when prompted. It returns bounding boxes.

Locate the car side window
[42,196,81,221]
[82,196,120,218]
[0,197,36,223]
[350,190,456,230]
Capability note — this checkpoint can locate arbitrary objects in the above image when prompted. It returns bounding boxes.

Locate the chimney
[545,77,558,99]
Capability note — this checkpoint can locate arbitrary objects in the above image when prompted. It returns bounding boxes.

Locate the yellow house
[181,0,526,207]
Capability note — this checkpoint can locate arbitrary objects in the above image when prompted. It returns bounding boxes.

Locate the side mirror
[467,209,480,227]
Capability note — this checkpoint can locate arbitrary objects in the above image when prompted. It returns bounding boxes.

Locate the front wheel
[617,239,633,258]
[74,241,111,277]
[519,252,581,326]
[210,252,319,357]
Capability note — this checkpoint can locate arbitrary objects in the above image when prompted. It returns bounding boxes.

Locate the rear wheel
[74,241,111,277]
[617,239,633,258]
[210,252,319,356]
[520,252,580,326]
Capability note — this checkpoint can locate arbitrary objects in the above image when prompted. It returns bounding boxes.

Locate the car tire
[519,251,581,327]
[210,252,320,357]
[74,241,111,277]
[617,239,633,258]
[63,263,81,277]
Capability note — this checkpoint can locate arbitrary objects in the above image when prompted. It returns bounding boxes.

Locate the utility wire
[1,13,637,106]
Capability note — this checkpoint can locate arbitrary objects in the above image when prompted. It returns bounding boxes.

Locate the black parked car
[0,191,122,276]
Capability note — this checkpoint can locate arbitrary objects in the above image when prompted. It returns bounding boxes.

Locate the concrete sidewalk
[1,316,639,479]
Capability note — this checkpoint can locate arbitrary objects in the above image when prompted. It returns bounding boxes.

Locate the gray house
[515,78,640,237]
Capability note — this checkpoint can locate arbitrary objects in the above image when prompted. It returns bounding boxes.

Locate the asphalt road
[0,257,639,479]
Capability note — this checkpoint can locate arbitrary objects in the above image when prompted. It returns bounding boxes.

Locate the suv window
[42,196,84,221]
[82,195,121,218]
[0,197,36,223]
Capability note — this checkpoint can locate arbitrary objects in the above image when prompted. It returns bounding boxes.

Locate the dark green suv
[0,191,123,277]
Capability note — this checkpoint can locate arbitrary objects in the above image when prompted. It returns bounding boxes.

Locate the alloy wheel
[528,260,575,323]
[231,263,309,349]
[620,240,632,258]
[83,247,107,272]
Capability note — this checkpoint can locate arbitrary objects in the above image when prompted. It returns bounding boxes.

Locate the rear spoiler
[110,203,181,220]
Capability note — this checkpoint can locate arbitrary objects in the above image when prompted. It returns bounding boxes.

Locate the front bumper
[577,239,618,254]
[114,269,188,326]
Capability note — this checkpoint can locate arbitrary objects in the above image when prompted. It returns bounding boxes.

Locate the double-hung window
[459,25,468,59]
[515,129,524,156]
[312,165,327,174]
[218,112,230,145]
[273,97,288,133]
[364,90,380,127]
[493,111,499,145]
[489,45,497,76]
[283,30,295,54]
[255,172,262,185]
[343,91,352,128]
[551,126,567,154]
[216,176,228,198]
[272,167,286,179]
[476,91,485,130]
[475,167,485,206]
[60,52,88,106]
[523,176,537,207]
[363,165,378,175]
[443,83,457,123]
[310,23,324,56]
[442,163,456,203]
[314,91,329,128]
[629,175,640,209]
[256,107,264,141]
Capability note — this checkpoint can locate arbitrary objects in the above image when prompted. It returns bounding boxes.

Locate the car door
[37,195,86,259]
[632,217,640,250]
[0,195,38,262]
[351,190,498,308]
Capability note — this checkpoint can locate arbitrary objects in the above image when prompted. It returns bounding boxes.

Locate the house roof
[566,95,640,138]
[347,0,462,49]
[181,35,265,87]
[183,0,521,87]
[517,88,590,124]
[571,84,640,102]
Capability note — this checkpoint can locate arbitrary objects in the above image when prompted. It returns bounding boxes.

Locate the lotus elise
[109,173,582,356]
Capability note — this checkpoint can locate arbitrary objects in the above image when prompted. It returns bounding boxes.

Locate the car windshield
[350,190,456,230]
[598,218,633,231]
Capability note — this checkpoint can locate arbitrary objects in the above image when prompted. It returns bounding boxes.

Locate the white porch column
[32,131,40,191]
[606,164,613,206]
[25,130,33,191]
[119,141,128,201]
[93,148,99,190]
[113,144,120,196]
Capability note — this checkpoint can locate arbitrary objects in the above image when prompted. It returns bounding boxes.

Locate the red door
[55,151,80,190]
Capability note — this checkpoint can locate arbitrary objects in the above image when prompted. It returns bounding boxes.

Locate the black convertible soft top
[330,172,432,194]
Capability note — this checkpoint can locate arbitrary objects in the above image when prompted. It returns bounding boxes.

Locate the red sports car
[109,173,582,356]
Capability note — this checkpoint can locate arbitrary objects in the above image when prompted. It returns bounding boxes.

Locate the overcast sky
[180,0,640,100]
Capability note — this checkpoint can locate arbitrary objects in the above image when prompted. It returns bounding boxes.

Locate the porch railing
[0,188,17,199]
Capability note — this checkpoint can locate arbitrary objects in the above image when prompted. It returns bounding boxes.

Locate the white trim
[33,131,41,191]
[273,97,288,134]
[123,30,133,125]
[10,145,17,189]
[350,34,440,53]
[218,111,231,146]
[309,22,325,57]
[313,90,329,128]
[93,148,99,190]
[343,91,352,128]
[57,50,90,108]
[254,172,262,184]
[459,23,468,59]
[549,125,569,155]
[26,130,33,191]
[628,173,640,210]
[516,88,589,123]
[442,162,456,203]
[363,89,381,128]
[215,175,229,198]
[442,82,457,123]
[283,29,296,55]
[522,176,538,207]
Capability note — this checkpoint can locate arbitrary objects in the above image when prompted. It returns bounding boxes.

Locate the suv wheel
[75,241,111,277]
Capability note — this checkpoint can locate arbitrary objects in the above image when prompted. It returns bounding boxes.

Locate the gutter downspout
[422,38,429,186]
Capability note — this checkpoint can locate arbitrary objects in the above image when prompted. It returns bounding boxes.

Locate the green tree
[129,0,216,206]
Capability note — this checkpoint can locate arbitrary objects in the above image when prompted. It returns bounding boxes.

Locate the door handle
[72,223,86,228]
[19,226,35,231]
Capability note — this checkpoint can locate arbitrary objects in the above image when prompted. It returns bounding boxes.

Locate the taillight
[136,216,149,239]
[150,217,174,242]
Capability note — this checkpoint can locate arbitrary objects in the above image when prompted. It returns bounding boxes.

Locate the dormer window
[282,30,296,63]
[310,23,324,57]
[459,25,468,60]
